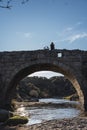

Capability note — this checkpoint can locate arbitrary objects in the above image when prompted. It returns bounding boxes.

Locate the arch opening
[16,70,77,102]
[5,63,84,110]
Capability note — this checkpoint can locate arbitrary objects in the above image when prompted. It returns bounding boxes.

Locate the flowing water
[17,98,80,125]
[39,98,79,104]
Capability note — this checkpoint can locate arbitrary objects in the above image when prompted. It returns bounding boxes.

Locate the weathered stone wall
[0,49,87,111]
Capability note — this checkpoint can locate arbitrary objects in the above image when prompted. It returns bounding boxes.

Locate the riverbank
[19,116,87,130]
[1,116,87,130]
[14,100,80,109]
[0,99,84,130]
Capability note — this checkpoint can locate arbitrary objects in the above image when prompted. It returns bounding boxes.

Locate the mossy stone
[5,115,28,126]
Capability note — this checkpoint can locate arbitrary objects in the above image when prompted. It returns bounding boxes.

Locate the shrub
[29,90,39,97]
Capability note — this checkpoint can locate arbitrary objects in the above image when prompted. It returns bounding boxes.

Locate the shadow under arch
[6,62,84,110]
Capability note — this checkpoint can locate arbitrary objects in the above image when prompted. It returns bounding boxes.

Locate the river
[17,98,80,125]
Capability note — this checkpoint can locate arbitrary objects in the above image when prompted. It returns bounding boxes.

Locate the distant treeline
[16,76,76,101]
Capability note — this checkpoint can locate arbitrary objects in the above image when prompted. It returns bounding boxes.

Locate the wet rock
[0,109,13,122]
[5,116,28,126]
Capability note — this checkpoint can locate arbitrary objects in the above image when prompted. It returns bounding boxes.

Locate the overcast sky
[0,0,87,77]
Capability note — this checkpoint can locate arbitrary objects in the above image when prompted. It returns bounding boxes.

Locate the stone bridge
[0,49,87,111]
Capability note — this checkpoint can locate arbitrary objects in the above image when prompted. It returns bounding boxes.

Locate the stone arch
[5,62,84,110]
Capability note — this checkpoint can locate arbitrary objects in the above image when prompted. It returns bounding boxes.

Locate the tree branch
[0,0,29,9]
[0,5,12,9]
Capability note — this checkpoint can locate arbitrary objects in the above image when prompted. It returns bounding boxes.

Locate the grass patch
[64,93,79,101]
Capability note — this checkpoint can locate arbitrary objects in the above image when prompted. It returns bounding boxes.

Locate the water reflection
[25,98,80,125]
[27,107,80,125]
[39,98,79,104]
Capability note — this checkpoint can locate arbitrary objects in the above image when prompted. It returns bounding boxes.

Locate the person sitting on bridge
[50,42,55,50]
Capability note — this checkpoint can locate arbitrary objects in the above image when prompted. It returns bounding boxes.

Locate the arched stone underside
[3,62,85,111]
[0,49,87,111]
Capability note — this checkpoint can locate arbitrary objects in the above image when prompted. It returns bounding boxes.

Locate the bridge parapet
[0,49,85,62]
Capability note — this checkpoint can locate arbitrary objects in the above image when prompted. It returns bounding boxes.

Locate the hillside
[16,76,76,101]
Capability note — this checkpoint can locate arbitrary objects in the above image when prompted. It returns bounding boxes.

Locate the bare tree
[0,0,29,9]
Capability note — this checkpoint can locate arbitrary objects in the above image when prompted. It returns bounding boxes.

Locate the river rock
[0,109,13,122]
[5,116,28,126]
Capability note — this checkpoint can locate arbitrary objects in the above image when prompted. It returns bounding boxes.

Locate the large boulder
[0,109,13,122]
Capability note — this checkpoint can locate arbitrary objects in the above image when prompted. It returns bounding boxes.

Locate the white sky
[29,71,63,78]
